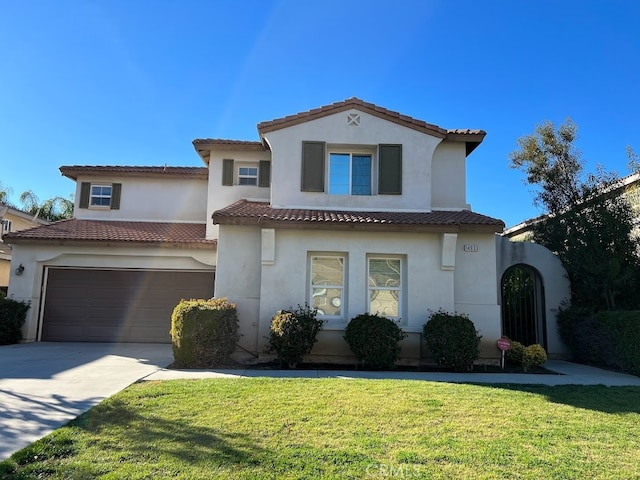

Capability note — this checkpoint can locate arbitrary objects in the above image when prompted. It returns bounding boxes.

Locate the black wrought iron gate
[500,264,546,347]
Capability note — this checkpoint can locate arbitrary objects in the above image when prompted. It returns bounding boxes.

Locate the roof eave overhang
[5,238,217,249]
[212,216,503,234]
[192,141,267,165]
[257,103,448,139]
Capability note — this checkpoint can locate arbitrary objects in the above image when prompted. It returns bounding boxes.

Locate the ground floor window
[368,257,401,319]
[310,255,345,319]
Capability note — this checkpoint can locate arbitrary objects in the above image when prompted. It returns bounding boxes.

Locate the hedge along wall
[559,309,640,376]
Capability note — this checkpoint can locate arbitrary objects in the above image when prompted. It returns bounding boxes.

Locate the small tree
[510,119,640,310]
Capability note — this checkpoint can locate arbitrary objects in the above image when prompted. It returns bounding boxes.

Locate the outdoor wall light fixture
[15,263,24,276]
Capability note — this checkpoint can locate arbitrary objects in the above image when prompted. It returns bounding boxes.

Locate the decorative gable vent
[347,113,360,126]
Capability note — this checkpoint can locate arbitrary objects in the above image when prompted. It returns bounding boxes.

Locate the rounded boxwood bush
[523,344,547,372]
[505,339,526,365]
[266,304,324,368]
[423,310,481,371]
[344,313,407,369]
[171,297,239,368]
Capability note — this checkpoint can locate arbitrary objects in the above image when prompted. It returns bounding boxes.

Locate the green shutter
[222,159,234,186]
[110,183,122,210]
[259,160,271,187]
[301,141,325,192]
[79,182,90,208]
[378,144,402,195]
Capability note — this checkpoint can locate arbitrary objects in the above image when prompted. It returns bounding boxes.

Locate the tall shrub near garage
[0,296,30,345]
[170,298,239,368]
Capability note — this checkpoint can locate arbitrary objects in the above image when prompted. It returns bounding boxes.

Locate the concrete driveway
[0,342,173,460]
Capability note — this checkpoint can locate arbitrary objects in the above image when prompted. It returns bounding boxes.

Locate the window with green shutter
[378,144,402,195]
[222,159,234,186]
[301,141,326,192]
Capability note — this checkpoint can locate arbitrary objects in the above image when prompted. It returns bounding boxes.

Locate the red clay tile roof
[3,219,215,247]
[60,166,208,181]
[192,139,266,150]
[212,200,504,233]
[257,98,486,143]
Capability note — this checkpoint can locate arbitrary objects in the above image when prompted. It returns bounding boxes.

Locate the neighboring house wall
[9,242,215,341]
[73,175,208,223]
[496,236,571,357]
[1,208,49,291]
[263,110,442,211]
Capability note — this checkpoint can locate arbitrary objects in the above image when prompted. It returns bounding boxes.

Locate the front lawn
[2,379,639,479]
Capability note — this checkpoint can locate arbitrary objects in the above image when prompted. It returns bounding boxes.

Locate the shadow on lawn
[71,397,268,470]
[478,383,640,414]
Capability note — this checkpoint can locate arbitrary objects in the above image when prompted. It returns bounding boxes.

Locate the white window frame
[2,219,12,233]
[327,147,375,196]
[237,164,259,186]
[309,254,346,321]
[367,256,403,321]
[89,184,112,208]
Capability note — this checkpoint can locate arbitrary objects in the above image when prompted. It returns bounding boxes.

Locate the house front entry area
[40,268,215,343]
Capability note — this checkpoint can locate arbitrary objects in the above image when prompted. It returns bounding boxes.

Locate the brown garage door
[41,268,215,343]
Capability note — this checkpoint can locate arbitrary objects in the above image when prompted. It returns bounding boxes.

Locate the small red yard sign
[497,337,511,351]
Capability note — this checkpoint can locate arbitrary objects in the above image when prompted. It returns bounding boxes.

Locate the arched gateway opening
[500,264,546,348]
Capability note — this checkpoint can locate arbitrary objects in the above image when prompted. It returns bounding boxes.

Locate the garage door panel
[42,269,215,342]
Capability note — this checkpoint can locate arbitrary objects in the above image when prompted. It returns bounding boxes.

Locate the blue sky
[1,0,639,227]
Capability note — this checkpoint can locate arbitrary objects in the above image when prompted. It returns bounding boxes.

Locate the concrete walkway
[1,342,639,461]
[147,359,640,386]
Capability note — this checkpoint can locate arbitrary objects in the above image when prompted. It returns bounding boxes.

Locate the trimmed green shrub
[505,340,525,364]
[523,344,547,372]
[423,310,481,371]
[266,304,324,368]
[558,308,640,375]
[0,296,30,345]
[170,298,239,368]
[344,313,407,369]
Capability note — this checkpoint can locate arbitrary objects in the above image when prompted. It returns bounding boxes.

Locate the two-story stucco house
[8,98,536,363]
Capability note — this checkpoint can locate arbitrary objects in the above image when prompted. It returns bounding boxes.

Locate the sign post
[497,337,511,370]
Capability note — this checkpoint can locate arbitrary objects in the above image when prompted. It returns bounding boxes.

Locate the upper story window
[328,153,372,195]
[222,159,270,187]
[79,182,121,210]
[238,166,259,185]
[90,185,112,207]
[301,141,402,195]
[1,219,12,233]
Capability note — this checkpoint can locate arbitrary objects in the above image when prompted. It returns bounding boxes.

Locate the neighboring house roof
[212,200,504,233]
[0,203,50,225]
[192,98,487,163]
[3,219,215,248]
[504,172,640,237]
[59,165,208,181]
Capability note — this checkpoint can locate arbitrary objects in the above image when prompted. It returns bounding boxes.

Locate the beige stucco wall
[431,142,468,210]
[263,109,447,212]
[205,151,271,239]
[7,242,216,342]
[72,175,208,223]
[215,224,503,363]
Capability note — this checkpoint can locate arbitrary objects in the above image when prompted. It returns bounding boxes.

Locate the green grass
[2,379,640,479]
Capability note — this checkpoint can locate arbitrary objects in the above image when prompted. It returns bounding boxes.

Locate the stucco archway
[495,236,571,357]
